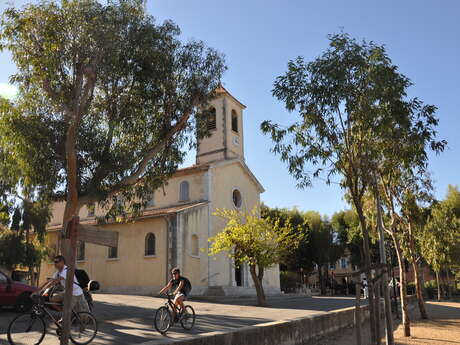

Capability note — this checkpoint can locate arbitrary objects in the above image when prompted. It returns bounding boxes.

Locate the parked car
[0,270,38,312]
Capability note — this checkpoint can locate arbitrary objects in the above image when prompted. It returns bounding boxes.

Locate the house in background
[39,86,281,296]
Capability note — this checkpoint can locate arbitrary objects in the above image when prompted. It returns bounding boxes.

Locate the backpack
[75,269,90,289]
[183,277,192,295]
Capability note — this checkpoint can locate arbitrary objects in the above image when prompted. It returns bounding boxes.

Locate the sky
[1,0,459,216]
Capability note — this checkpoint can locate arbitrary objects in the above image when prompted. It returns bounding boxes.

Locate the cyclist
[38,255,89,313]
[158,267,190,321]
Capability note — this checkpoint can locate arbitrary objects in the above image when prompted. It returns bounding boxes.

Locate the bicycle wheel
[154,306,172,334]
[180,305,196,330]
[7,313,46,345]
[69,312,97,345]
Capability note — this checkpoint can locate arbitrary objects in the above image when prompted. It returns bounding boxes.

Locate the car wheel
[15,293,32,312]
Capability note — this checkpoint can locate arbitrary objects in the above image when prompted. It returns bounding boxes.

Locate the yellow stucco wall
[47,170,207,228]
[41,217,168,294]
[209,161,280,290]
[176,205,209,288]
[40,90,280,296]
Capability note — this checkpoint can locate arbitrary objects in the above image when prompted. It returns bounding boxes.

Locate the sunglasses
[54,260,61,264]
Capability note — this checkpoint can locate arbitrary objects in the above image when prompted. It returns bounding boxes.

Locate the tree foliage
[262,32,446,343]
[210,206,301,305]
[422,201,459,273]
[261,204,313,271]
[1,2,225,341]
[0,226,47,271]
[0,0,226,214]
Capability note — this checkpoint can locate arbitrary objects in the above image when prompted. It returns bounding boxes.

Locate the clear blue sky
[1,1,459,216]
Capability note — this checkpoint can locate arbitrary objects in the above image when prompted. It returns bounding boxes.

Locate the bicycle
[7,292,98,345]
[154,293,196,334]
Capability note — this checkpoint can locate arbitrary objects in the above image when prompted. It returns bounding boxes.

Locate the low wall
[140,304,372,345]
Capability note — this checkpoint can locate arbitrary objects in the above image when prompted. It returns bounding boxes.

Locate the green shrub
[406,282,416,295]
[424,280,437,299]
[280,271,300,293]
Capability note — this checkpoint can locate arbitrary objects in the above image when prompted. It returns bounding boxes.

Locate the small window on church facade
[179,181,190,201]
[191,234,199,256]
[231,110,238,133]
[207,107,217,131]
[108,245,118,259]
[145,233,156,256]
[232,189,242,208]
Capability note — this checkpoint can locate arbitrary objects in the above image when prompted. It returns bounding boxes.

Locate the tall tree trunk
[28,267,35,286]
[318,265,326,295]
[394,236,410,336]
[374,184,394,345]
[407,222,428,319]
[446,269,452,300]
[355,206,378,345]
[249,264,266,306]
[375,281,381,345]
[435,270,441,301]
[355,282,362,345]
[60,111,82,345]
[36,264,41,287]
[411,259,428,319]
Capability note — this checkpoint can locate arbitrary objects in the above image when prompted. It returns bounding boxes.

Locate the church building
[39,86,281,296]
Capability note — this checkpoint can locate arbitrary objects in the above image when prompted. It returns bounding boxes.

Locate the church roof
[139,201,208,219]
[46,201,209,231]
[173,164,210,177]
[215,85,246,109]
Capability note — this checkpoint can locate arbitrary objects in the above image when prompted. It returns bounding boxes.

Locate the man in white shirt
[39,255,89,312]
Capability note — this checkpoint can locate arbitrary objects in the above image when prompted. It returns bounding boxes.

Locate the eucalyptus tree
[262,33,445,344]
[373,75,446,327]
[422,189,460,300]
[263,33,404,344]
[261,205,315,273]
[380,176,431,324]
[0,1,225,343]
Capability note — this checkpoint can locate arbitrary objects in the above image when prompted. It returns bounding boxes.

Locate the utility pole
[374,177,394,345]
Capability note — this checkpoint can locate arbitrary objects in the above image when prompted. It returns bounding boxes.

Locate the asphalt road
[0,294,358,345]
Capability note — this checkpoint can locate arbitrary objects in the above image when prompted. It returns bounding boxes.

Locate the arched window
[232,189,242,208]
[191,234,199,256]
[145,233,156,256]
[179,181,190,201]
[77,241,85,261]
[231,110,238,133]
[207,107,217,131]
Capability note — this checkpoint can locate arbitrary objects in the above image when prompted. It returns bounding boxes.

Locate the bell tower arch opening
[196,85,246,165]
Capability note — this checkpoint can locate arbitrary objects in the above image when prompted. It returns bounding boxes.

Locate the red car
[0,270,38,312]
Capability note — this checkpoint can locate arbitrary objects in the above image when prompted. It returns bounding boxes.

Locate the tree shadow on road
[91,300,271,345]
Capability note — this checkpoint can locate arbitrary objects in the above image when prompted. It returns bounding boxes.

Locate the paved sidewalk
[0,294,357,345]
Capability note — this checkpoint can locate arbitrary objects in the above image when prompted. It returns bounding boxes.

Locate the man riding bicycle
[38,255,89,313]
[158,267,191,321]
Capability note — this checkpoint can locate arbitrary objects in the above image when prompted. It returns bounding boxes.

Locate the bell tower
[196,86,246,165]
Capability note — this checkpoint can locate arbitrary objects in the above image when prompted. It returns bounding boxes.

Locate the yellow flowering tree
[209,205,300,306]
